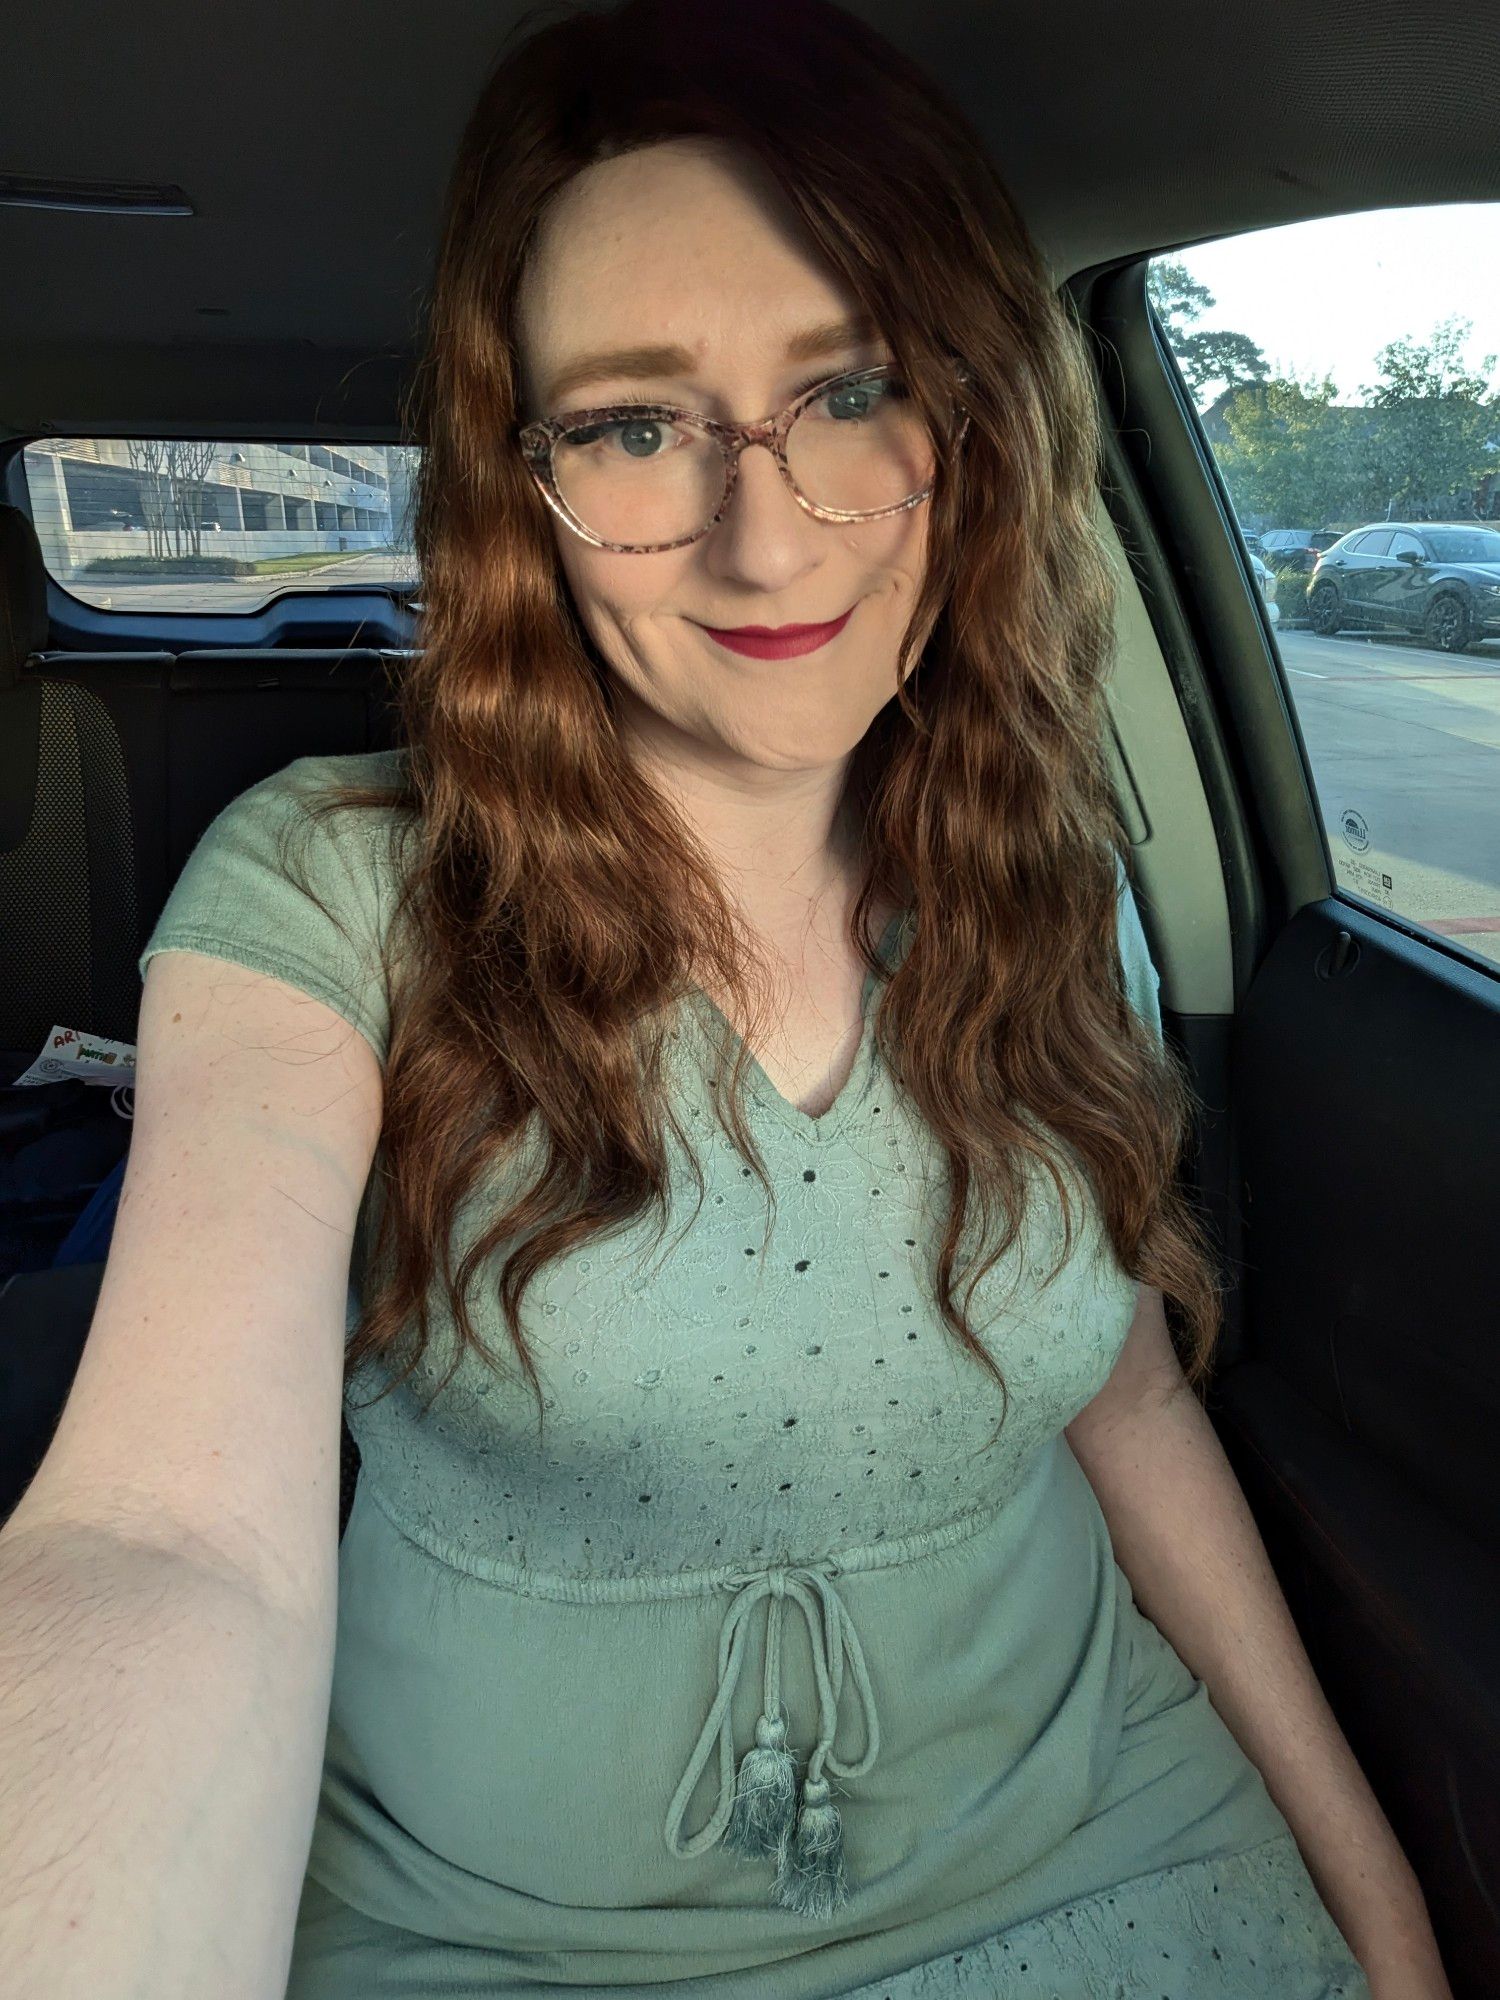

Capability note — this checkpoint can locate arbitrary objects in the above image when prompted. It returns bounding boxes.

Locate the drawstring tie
[663,1558,881,1919]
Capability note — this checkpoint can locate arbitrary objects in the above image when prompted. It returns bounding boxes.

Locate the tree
[1357,316,1499,520]
[125,439,172,558]
[1215,371,1352,529]
[380,442,421,555]
[166,439,220,558]
[1147,258,1270,409]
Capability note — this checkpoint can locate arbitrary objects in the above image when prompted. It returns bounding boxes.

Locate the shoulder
[240,748,415,882]
[251,747,411,831]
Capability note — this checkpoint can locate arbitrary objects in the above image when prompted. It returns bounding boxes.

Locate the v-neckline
[685,906,910,1145]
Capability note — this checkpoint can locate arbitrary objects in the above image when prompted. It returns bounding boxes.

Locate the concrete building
[24,438,412,579]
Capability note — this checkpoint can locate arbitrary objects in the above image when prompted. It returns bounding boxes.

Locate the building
[24,438,415,578]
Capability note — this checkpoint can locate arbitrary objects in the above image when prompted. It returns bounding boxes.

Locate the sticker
[1339,808,1371,854]
[1340,858,1395,909]
[11,1024,138,1089]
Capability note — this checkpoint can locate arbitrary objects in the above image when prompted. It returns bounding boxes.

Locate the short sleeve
[137,756,393,1066]
[1114,848,1164,1046]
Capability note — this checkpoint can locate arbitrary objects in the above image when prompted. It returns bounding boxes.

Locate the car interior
[0,3,1496,1991]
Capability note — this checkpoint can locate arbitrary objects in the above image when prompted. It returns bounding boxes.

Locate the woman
[135,1,1433,1995]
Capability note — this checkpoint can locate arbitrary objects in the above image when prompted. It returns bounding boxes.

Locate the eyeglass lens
[548,371,936,548]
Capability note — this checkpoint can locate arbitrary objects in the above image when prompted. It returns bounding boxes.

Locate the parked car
[1248,549,1280,624]
[1259,528,1340,576]
[1306,520,1500,651]
[1258,527,1315,554]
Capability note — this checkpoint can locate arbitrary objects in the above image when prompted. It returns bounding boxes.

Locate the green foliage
[1270,562,1312,623]
[1217,372,1351,527]
[81,555,258,576]
[1147,258,1500,535]
[78,550,372,579]
[1147,258,1270,404]
[1358,316,1499,519]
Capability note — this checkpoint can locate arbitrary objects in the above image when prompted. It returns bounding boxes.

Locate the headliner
[2,0,1496,439]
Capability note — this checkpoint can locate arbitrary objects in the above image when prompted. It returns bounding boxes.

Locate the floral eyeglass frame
[514,359,974,554]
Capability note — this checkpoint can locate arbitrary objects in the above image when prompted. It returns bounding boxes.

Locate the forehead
[515,140,859,370]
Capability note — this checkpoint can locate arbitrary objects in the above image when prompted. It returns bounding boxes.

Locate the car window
[20,439,421,614]
[1147,203,1500,973]
[1389,532,1425,558]
[1424,526,1500,563]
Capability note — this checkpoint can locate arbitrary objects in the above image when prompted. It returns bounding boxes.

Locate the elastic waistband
[359,1473,1015,1603]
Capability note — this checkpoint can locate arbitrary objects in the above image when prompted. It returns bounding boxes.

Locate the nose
[720,434,802,528]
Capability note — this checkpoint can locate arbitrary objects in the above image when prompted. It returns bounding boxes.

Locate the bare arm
[0,946,382,1998]
[1065,1285,1452,1995]
[0,1523,334,2000]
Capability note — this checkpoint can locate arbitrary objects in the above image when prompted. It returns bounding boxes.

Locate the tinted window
[21,439,420,614]
[1148,203,1500,973]
[1424,528,1500,563]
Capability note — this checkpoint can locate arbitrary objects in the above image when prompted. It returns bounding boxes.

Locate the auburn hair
[295,0,1225,1447]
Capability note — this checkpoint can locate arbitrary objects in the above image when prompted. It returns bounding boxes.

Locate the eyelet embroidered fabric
[289,1825,1372,1999]
[135,754,1370,1999]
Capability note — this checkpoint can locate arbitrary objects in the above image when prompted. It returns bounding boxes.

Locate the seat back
[0,501,386,1533]
[0,507,157,1054]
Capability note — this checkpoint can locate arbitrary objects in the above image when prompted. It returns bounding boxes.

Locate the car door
[1087,226,1500,1997]
[1375,528,1431,634]
[1340,526,1393,618]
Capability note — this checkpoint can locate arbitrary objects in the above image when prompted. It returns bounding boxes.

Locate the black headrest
[0,505,50,690]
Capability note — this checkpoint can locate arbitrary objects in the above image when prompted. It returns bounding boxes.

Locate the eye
[804,368,909,423]
[555,411,695,458]
[554,367,905,458]
[601,365,899,420]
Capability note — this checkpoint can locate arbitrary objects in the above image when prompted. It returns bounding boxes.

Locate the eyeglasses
[515,361,972,554]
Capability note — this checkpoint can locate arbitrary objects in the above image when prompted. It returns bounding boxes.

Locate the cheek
[555,546,637,652]
[848,505,929,583]
[557,537,681,628]
[898,502,933,576]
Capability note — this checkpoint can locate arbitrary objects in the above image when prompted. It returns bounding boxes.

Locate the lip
[697,606,854,659]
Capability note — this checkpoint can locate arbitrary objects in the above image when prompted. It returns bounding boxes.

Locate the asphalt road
[1274,623,1500,971]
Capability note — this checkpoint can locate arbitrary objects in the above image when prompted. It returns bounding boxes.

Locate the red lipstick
[698,606,854,659]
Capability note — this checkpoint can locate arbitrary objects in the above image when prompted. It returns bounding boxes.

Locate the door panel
[1222,895,1500,1995]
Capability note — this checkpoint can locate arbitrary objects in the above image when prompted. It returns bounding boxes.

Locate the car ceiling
[2,0,1496,441]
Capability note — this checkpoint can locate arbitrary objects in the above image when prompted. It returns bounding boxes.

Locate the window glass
[1389,532,1425,558]
[1424,526,1500,563]
[1148,204,1500,972]
[20,440,420,614]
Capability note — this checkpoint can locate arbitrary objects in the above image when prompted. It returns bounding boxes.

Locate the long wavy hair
[299,0,1226,1447]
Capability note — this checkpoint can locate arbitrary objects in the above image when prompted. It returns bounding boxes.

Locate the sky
[1154,201,1500,406]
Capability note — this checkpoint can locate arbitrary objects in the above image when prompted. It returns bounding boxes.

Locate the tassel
[723,1709,798,1862]
[773,1772,850,1919]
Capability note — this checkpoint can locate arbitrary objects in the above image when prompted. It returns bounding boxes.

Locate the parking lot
[1275,624,1500,966]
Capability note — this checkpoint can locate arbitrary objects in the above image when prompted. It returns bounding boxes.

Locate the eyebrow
[540,312,884,411]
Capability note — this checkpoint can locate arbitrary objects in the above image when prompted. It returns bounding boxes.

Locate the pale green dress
[137,751,1372,2000]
